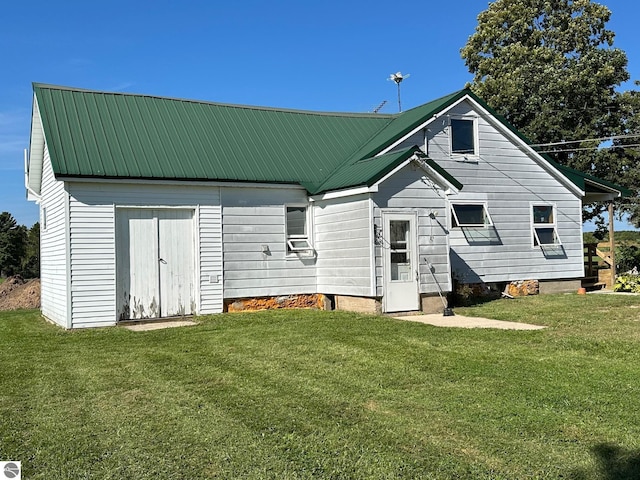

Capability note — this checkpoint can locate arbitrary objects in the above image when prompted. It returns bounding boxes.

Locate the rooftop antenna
[389,72,410,112]
[372,100,387,114]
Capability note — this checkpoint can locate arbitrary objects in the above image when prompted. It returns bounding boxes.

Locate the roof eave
[27,93,45,197]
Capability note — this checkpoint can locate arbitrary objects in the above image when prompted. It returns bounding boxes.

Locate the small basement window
[286,206,313,253]
[451,203,492,228]
[532,204,561,246]
[450,118,476,155]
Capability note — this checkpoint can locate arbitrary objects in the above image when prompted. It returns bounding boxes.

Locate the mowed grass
[1,294,640,479]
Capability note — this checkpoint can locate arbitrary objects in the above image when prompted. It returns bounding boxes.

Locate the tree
[21,222,40,278]
[461,0,635,217]
[605,84,640,226]
[0,212,27,277]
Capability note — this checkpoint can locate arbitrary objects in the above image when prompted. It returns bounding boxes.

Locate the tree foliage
[606,84,640,225]
[461,0,637,221]
[22,222,40,278]
[0,212,39,278]
[0,212,26,277]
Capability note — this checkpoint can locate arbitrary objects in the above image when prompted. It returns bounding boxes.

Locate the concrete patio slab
[123,320,198,331]
[394,314,546,330]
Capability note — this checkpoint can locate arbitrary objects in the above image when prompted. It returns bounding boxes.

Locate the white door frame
[382,211,420,312]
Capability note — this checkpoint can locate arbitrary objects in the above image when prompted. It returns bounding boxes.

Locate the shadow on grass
[571,443,640,480]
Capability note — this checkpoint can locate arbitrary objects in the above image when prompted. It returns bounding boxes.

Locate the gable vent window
[450,118,476,156]
[532,204,561,246]
[286,206,313,253]
[451,203,492,228]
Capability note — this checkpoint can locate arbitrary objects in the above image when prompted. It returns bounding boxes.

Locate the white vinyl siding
[390,99,584,283]
[39,145,69,327]
[199,205,223,313]
[372,165,451,297]
[314,195,373,296]
[67,182,223,328]
[222,187,316,298]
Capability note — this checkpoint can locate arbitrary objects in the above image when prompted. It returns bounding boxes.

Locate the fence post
[609,201,616,282]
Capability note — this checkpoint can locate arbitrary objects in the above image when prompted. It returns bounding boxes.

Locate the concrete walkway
[121,315,545,331]
[394,313,546,330]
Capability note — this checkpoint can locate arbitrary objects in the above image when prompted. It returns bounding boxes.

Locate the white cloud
[105,81,135,92]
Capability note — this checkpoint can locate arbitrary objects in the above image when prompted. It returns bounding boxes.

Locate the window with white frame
[286,205,312,253]
[532,204,561,246]
[450,117,477,156]
[451,203,492,228]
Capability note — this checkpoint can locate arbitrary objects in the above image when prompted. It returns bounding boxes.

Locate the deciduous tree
[461,0,637,220]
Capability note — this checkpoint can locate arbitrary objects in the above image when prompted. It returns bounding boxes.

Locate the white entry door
[382,212,419,312]
[117,209,195,320]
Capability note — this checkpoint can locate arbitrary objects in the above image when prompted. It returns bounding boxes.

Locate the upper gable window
[450,118,477,156]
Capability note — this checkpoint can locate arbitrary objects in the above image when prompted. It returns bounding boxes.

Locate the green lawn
[2,294,640,479]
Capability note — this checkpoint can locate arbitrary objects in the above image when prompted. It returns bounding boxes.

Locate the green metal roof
[34,83,393,186]
[342,90,468,163]
[303,146,464,194]
[551,161,633,197]
[32,83,627,198]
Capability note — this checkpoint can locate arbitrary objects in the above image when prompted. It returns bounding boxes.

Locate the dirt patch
[0,276,41,310]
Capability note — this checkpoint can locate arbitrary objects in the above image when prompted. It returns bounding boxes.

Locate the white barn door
[158,210,195,317]
[382,212,419,312]
[117,209,195,320]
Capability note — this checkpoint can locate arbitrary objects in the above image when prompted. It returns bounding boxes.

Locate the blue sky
[1,0,638,230]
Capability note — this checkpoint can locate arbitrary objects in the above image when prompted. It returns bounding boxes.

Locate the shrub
[616,244,640,273]
[613,274,640,293]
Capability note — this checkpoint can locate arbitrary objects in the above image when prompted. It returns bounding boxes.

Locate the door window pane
[390,220,409,249]
[390,220,411,281]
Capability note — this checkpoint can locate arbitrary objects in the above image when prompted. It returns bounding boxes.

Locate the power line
[538,143,640,154]
[530,133,640,147]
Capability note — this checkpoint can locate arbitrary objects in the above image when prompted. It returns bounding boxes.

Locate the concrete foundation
[539,279,582,294]
[334,295,382,314]
[225,294,327,312]
[420,294,448,314]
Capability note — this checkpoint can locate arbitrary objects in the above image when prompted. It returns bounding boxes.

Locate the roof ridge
[32,82,395,119]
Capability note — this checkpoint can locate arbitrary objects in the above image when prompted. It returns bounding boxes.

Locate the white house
[26,83,627,328]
